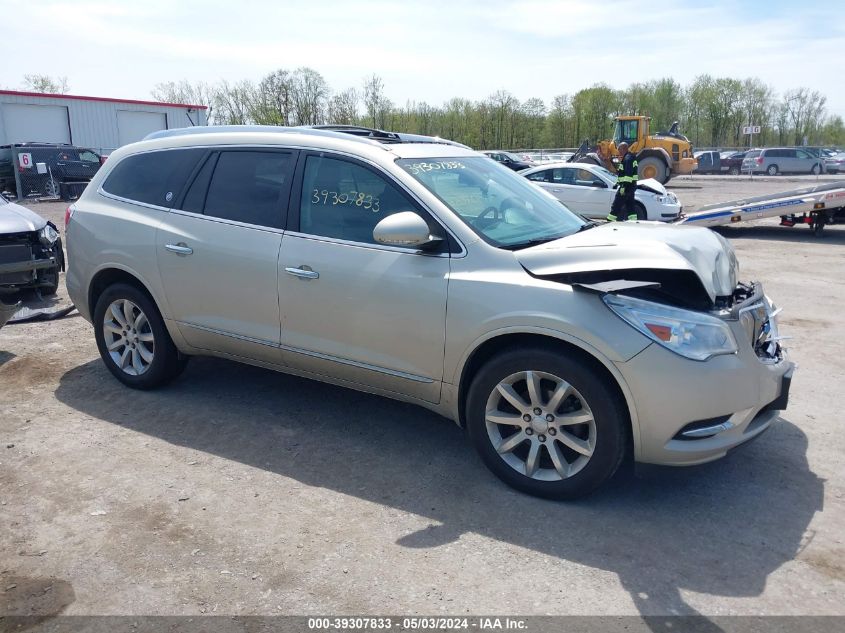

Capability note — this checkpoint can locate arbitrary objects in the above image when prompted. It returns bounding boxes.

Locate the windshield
[397,156,586,248]
[745,150,761,159]
[613,119,638,144]
[502,151,523,162]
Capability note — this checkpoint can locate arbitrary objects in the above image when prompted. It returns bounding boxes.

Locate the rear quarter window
[102,148,205,208]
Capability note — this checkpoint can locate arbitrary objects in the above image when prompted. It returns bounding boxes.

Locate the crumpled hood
[0,199,48,233]
[516,222,738,303]
[636,178,667,196]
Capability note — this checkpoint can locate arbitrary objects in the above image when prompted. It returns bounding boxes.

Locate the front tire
[637,156,668,184]
[93,283,187,389]
[811,163,821,175]
[729,166,740,175]
[633,201,648,221]
[466,347,627,499]
[39,266,59,296]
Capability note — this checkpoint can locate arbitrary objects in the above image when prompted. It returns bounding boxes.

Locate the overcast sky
[3,0,843,118]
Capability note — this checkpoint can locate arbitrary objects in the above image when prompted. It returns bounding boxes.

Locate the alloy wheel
[485,370,596,481]
[102,299,155,376]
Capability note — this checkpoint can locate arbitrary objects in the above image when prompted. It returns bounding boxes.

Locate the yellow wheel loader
[570,116,697,184]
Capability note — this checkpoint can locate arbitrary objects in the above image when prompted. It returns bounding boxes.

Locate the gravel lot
[2,176,844,620]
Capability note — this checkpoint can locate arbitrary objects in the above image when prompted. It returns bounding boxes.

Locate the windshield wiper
[577,221,598,232]
[502,234,569,250]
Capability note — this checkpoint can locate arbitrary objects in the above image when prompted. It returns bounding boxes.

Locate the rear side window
[103,149,205,208]
[526,169,551,182]
[201,151,294,228]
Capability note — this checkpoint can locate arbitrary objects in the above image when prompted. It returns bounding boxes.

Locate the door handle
[165,243,193,256]
[285,266,319,280]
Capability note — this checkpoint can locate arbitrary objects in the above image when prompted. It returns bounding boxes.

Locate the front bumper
[615,284,793,466]
[0,239,63,291]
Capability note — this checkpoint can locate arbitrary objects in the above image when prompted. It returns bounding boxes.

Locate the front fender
[450,324,646,462]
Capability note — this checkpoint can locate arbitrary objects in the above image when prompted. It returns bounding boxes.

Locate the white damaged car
[0,195,64,305]
[521,162,682,221]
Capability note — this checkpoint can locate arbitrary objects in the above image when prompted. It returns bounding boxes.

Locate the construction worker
[606,142,640,221]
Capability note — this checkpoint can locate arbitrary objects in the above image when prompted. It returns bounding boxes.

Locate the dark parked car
[0,143,102,199]
[693,150,747,175]
[693,151,722,174]
[481,150,534,171]
[720,151,747,175]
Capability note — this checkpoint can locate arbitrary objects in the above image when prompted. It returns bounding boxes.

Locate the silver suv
[742,147,824,175]
[65,126,794,498]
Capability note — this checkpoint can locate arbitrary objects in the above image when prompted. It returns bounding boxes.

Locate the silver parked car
[742,147,824,175]
[824,152,845,174]
[65,126,794,499]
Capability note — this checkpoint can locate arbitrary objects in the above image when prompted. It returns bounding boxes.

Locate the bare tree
[362,74,388,128]
[290,67,329,125]
[784,88,827,145]
[212,80,256,125]
[327,88,359,124]
[253,70,295,125]
[23,74,68,94]
[151,80,214,123]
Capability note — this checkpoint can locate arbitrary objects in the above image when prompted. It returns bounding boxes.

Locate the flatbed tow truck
[674,181,845,236]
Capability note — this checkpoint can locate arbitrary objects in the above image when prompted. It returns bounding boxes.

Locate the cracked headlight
[603,294,737,361]
[39,224,59,246]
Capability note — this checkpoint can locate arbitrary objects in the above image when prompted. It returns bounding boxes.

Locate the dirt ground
[1,177,844,620]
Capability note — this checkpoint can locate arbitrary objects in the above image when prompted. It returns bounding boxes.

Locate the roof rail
[143,125,383,146]
[305,125,470,149]
[144,124,470,150]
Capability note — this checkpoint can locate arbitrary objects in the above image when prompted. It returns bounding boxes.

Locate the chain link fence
[1,144,114,201]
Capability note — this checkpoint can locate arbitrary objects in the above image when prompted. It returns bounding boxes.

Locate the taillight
[64,206,74,229]
[756,157,763,165]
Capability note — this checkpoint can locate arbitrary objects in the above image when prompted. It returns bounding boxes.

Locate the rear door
[156,148,296,365]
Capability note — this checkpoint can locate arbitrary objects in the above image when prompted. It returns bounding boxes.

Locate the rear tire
[767,164,779,176]
[465,347,628,499]
[637,156,668,184]
[93,283,187,389]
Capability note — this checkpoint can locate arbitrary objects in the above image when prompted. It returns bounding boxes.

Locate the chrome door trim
[178,322,434,384]
[280,344,435,384]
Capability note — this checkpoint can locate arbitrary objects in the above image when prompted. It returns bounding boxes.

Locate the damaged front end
[516,222,786,366]
[730,282,785,365]
[0,222,64,295]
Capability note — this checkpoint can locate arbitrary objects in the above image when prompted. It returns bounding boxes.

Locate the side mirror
[373,212,441,248]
